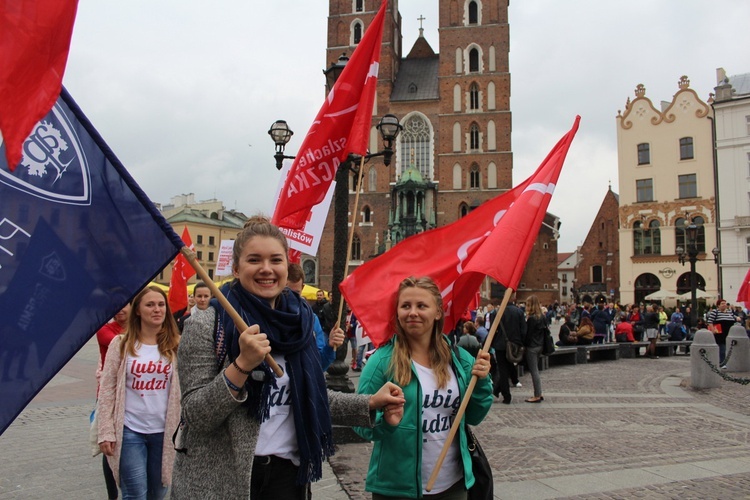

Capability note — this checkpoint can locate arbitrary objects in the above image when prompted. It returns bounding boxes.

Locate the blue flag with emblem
[0,87,184,435]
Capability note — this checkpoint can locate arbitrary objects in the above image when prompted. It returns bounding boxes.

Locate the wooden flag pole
[180,246,283,377]
[425,286,514,492]
[336,155,368,328]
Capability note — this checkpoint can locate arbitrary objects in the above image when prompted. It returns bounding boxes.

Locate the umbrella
[677,289,715,301]
[147,281,169,291]
[644,289,679,301]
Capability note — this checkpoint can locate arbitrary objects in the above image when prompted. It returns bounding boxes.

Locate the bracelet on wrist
[223,372,242,392]
[232,359,252,375]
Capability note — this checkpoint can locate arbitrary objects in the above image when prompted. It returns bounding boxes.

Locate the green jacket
[354,337,493,498]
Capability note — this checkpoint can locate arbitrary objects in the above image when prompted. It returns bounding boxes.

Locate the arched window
[453,84,461,112]
[634,273,661,305]
[633,219,661,255]
[354,0,363,12]
[452,122,461,152]
[468,1,478,24]
[368,166,377,191]
[469,82,479,110]
[353,22,362,44]
[400,114,432,179]
[351,234,361,260]
[469,122,480,150]
[363,206,371,223]
[487,81,495,110]
[459,203,469,218]
[676,272,706,295]
[469,48,479,72]
[470,164,480,189]
[455,47,462,74]
[487,162,497,188]
[676,216,705,253]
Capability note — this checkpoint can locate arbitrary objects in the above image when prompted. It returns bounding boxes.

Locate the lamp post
[268,120,294,170]
[325,114,401,392]
[677,221,720,327]
[267,96,401,392]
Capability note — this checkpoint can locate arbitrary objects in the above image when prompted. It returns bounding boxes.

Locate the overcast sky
[62,0,750,252]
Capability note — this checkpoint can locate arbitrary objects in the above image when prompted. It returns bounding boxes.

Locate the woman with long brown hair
[524,295,546,403]
[97,286,182,499]
[170,216,404,499]
[355,276,493,499]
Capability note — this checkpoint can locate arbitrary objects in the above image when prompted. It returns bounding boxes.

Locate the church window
[469,48,479,72]
[459,203,469,218]
[351,234,361,260]
[363,206,371,223]
[468,1,478,24]
[368,166,377,191]
[453,163,462,189]
[469,123,480,150]
[469,83,479,110]
[353,22,362,44]
[354,0,363,13]
[400,114,432,179]
[470,164,480,189]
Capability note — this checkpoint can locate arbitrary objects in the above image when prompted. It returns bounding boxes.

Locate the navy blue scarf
[220,281,334,485]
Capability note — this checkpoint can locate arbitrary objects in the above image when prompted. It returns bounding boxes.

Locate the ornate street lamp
[268,120,294,170]
[267,98,402,393]
[676,220,719,327]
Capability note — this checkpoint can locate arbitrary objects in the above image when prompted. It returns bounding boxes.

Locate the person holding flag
[171,217,405,499]
[353,276,493,498]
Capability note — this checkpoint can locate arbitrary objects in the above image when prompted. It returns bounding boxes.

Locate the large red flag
[736,267,750,307]
[0,0,79,171]
[341,117,580,346]
[168,226,197,313]
[271,0,387,230]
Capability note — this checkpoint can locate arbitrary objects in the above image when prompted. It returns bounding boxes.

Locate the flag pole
[425,286,514,492]
[335,155,368,328]
[180,246,284,377]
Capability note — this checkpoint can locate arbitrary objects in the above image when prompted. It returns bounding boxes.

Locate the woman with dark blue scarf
[171,217,405,499]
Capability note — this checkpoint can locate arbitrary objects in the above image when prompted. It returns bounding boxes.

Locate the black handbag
[466,425,493,500]
[542,328,555,356]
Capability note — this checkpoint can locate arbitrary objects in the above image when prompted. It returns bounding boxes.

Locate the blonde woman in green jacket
[354,276,493,499]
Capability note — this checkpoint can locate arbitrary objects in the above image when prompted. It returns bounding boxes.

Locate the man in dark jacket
[312,290,335,334]
[490,294,526,404]
[590,301,610,344]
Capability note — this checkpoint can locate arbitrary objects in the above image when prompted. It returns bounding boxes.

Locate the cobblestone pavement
[1,332,748,499]
[332,335,750,500]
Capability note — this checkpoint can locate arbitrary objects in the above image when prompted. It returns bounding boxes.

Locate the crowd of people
[93,216,491,500]
[514,297,748,364]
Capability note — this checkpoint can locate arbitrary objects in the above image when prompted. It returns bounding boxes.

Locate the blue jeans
[119,426,167,500]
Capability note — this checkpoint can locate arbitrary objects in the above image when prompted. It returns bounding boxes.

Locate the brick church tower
[310,0,559,305]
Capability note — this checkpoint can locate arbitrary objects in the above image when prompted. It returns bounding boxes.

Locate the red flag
[168,226,197,313]
[737,267,750,307]
[341,117,580,346]
[0,0,79,170]
[271,0,387,230]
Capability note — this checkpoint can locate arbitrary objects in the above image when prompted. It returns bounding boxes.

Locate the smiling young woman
[355,276,493,499]
[171,216,405,499]
[96,286,181,499]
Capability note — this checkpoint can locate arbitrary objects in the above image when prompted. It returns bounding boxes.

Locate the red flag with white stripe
[341,116,580,346]
[736,267,750,308]
[271,0,387,230]
[168,226,196,313]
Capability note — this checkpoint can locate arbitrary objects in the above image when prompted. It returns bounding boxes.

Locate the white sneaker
[515,382,522,388]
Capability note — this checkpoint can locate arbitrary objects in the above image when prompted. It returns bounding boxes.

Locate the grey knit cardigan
[170,308,374,499]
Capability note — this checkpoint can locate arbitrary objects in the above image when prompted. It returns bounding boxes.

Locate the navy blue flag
[0,88,183,434]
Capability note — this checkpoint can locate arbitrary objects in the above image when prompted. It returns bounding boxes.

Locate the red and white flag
[271,0,387,230]
[341,116,580,346]
[0,0,79,170]
[168,226,196,314]
[736,267,750,307]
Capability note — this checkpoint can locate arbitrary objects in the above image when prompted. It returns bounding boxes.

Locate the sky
[61,0,750,252]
